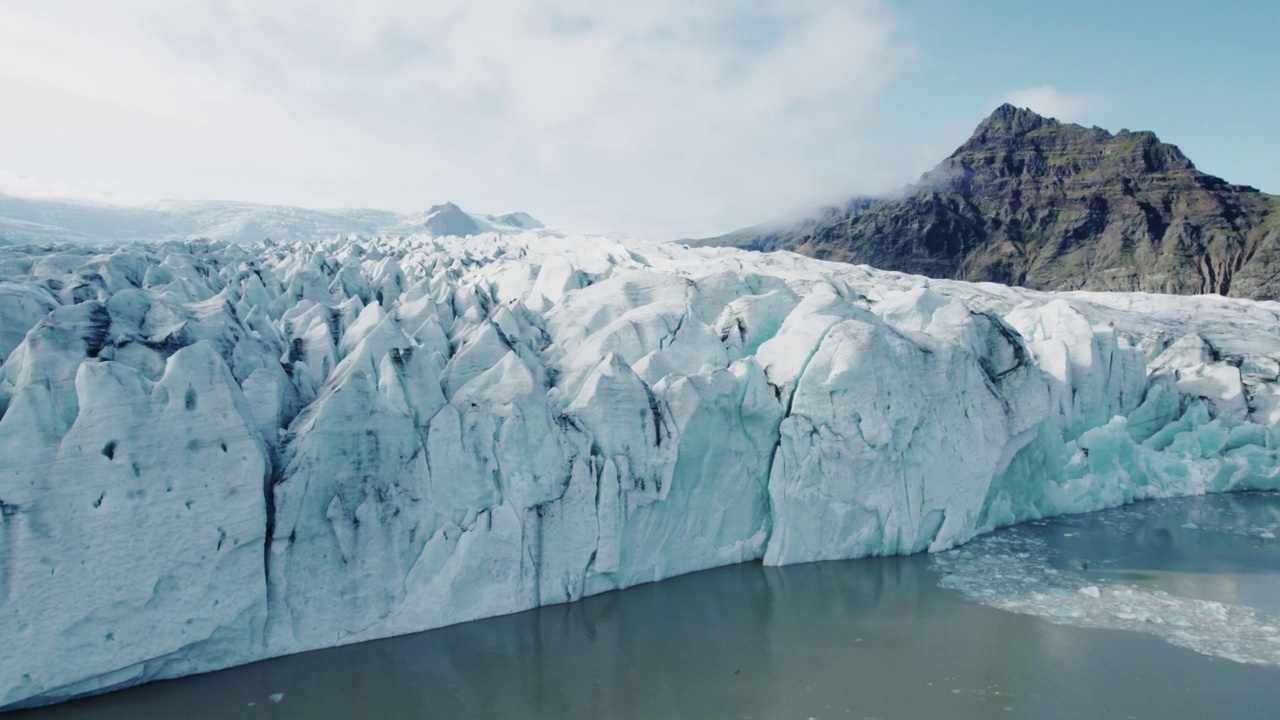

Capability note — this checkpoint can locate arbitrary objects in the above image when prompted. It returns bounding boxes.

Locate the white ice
[2,231,1280,707]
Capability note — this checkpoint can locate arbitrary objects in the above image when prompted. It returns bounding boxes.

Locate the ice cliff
[3,232,1280,708]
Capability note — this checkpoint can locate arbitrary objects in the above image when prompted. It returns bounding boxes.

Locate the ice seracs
[2,230,1280,708]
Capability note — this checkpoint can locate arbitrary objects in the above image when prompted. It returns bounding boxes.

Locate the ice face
[2,232,1280,708]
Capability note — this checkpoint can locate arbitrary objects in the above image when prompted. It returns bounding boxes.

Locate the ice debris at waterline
[2,231,1280,708]
[932,496,1280,666]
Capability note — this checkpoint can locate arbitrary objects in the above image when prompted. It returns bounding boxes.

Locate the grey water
[1036,491,1280,615]
[15,493,1280,720]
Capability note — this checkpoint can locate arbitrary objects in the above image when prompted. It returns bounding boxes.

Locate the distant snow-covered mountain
[391,202,544,238]
[0,193,543,245]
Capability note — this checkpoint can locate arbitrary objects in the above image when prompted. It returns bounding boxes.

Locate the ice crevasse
[2,231,1279,707]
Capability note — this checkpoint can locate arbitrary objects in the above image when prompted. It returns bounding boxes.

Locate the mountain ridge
[0,194,543,245]
[693,104,1280,300]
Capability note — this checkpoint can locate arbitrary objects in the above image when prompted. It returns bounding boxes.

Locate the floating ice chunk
[933,515,1280,667]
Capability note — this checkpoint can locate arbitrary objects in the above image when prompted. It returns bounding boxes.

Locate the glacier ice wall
[2,233,1280,707]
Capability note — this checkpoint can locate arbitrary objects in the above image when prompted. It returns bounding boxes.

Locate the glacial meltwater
[15,493,1280,720]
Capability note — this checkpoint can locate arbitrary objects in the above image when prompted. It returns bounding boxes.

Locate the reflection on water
[1038,492,1280,613]
[16,495,1280,720]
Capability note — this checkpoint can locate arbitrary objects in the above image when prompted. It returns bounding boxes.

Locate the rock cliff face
[695,105,1280,299]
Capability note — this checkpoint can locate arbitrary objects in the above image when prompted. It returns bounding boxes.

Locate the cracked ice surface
[3,231,1280,707]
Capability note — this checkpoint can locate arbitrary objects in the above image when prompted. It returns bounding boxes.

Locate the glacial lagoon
[16,493,1280,720]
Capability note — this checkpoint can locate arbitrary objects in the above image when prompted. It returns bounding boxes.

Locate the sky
[0,0,1276,239]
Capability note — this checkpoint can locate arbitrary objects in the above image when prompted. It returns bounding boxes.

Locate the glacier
[2,230,1280,708]
[0,193,544,246]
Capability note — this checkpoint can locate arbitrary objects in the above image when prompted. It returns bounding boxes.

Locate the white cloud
[0,171,153,206]
[997,85,1102,122]
[0,1,910,238]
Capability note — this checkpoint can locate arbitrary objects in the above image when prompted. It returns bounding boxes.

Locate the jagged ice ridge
[2,230,1280,708]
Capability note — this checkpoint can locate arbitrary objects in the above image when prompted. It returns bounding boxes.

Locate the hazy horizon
[2,0,1276,240]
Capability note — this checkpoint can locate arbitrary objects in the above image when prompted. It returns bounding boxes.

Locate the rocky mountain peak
[967,103,1058,142]
[939,105,1200,187]
[694,106,1280,299]
[1108,129,1195,173]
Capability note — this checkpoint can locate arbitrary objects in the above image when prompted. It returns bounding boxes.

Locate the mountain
[4,229,1280,707]
[0,194,186,244]
[0,195,542,245]
[487,211,544,230]
[685,196,882,252]
[693,104,1280,299]
[417,201,483,236]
